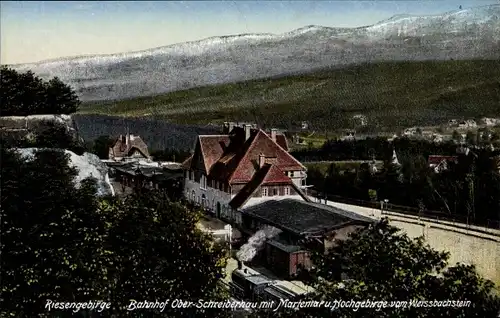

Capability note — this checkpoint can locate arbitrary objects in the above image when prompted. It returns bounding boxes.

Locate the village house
[239,199,374,279]
[108,133,150,161]
[428,155,458,173]
[458,120,477,129]
[182,122,310,222]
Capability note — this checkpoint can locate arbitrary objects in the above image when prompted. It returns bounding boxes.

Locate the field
[79,60,500,131]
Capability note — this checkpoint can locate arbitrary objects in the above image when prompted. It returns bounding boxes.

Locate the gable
[192,139,207,173]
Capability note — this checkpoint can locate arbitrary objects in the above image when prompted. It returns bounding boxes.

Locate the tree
[35,120,85,154]
[253,220,500,318]
[100,191,229,317]
[1,148,229,317]
[0,66,80,116]
[0,148,111,316]
[89,135,115,159]
[291,219,500,318]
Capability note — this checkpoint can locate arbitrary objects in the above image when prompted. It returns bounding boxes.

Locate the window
[201,194,206,208]
[262,187,268,196]
[302,179,306,186]
[290,171,295,177]
[200,174,207,189]
[272,188,278,196]
[284,186,290,196]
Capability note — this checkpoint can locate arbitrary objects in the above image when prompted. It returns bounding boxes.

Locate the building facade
[108,133,150,161]
[182,123,310,223]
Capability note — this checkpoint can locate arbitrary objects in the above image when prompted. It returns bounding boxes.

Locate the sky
[1,0,498,64]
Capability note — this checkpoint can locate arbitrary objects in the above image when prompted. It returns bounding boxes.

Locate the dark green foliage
[301,219,500,318]
[300,137,500,226]
[101,192,229,317]
[0,66,80,116]
[150,148,191,163]
[253,220,500,318]
[79,60,500,130]
[86,135,115,159]
[0,148,108,316]
[0,148,229,317]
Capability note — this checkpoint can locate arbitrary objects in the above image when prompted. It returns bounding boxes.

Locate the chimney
[259,153,265,168]
[121,135,126,143]
[126,133,130,146]
[271,128,277,142]
[244,124,251,141]
[237,260,243,270]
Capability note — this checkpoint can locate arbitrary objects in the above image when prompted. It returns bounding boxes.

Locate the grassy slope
[79,60,500,130]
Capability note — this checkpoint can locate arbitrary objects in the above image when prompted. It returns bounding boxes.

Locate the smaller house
[109,134,150,161]
[340,130,356,141]
[458,120,477,129]
[428,155,458,173]
[239,199,374,279]
[352,114,367,126]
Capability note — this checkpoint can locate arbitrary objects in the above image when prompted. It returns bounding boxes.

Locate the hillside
[79,60,500,130]
[10,5,500,101]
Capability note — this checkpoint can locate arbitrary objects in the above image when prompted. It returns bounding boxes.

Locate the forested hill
[73,114,219,151]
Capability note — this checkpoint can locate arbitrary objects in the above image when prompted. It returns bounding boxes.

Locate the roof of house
[267,239,303,253]
[183,127,303,185]
[228,163,311,210]
[110,135,150,159]
[240,199,374,237]
[428,155,458,166]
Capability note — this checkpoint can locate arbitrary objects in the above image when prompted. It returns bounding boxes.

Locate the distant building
[480,117,500,127]
[448,119,458,127]
[340,130,356,141]
[428,155,458,173]
[458,120,477,129]
[108,133,150,161]
[301,121,309,130]
[352,114,368,126]
[403,127,418,136]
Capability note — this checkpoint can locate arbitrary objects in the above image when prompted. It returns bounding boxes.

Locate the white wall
[184,178,232,215]
[310,197,500,286]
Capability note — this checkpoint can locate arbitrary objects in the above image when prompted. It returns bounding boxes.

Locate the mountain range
[7,5,500,102]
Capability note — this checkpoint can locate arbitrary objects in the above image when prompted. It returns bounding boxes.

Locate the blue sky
[1,1,498,64]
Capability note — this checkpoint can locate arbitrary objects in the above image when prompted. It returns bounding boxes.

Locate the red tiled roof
[275,135,288,151]
[185,127,304,184]
[198,135,230,172]
[110,135,150,159]
[261,164,291,185]
[228,130,304,184]
[428,155,458,165]
[229,163,311,210]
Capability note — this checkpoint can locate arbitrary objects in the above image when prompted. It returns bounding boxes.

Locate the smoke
[236,225,282,262]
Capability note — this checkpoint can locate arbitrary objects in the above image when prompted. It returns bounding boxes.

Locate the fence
[309,189,500,230]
